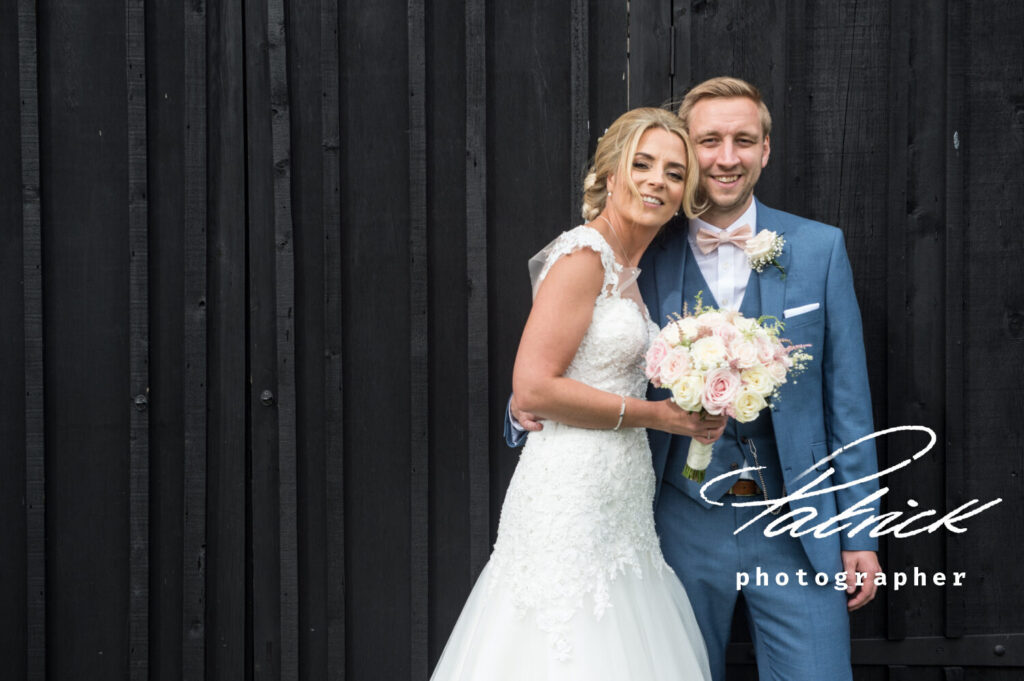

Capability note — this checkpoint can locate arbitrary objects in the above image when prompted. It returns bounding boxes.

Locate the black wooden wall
[2,0,1022,680]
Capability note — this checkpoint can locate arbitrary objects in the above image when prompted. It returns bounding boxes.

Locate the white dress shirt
[686,199,758,311]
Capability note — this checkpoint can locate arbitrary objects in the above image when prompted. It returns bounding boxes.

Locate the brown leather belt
[728,480,761,496]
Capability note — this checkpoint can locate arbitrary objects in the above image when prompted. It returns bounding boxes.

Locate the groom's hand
[510,393,545,432]
[841,550,881,612]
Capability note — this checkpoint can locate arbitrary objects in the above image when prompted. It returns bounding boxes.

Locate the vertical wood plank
[782,0,807,212]
[0,0,28,676]
[884,0,911,643]
[339,0,412,675]
[629,0,672,108]
[245,0,283,675]
[407,0,429,677]
[207,0,248,675]
[670,0,691,102]
[569,0,588,222]
[588,0,628,144]
[283,0,329,675]
[147,0,188,675]
[943,0,966,640]
[182,0,209,677]
[41,0,131,675]
[18,0,45,677]
[125,0,150,677]
[465,0,490,578]
[266,0,299,676]
[321,0,346,675]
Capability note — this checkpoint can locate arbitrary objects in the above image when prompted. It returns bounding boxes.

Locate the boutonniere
[744,230,786,279]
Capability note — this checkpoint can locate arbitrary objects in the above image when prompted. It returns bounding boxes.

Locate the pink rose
[659,347,692,385]
[728,337,759,369]
[645,339,669,383]
[768,360,788,383]
[701,367,742,415]
[756,336,776,365]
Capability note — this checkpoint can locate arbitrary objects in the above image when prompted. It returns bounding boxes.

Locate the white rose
[732,386,768,422]
[677,317,701,342]
[690,336,728,371]
[696,311,725,328]
[744,230,777,261]
[741,365,776,397]
[658,323,681,346]
[671,375,704,412]
[734,315,758,332]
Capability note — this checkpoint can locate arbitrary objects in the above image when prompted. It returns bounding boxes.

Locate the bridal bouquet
[644,295,811,482]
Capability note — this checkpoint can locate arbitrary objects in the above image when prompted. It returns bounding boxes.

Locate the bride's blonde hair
[581,107,704,222]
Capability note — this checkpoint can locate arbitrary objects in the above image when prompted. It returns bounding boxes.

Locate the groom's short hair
[677,77,773,138]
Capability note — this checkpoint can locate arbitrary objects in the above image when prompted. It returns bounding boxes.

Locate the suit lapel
[652,229,689,325]
[756,200,789,330]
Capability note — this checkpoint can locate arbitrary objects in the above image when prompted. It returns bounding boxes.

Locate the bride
[431,107,724,680]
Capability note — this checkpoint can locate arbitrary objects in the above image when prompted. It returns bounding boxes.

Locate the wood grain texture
[589,0,627,148]
[206,0,248,675]
[628,0,672,108]
[244,0,284,676]
[40,0,131,677]
[407,0,429,677]
[146,0,188,677]
[266,0,299,676]
[16,0,43,677]
[0,0,27,674]
[339,0,412,676]
[320,0,346,676]
[464,0,489,585]
[125,0,150,676]
[181,0,209,677]
[961,0,1024,635]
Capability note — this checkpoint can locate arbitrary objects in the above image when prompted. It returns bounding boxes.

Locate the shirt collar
[689,198,758,240]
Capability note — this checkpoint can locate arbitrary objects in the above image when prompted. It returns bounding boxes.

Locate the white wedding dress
[431,227,711,680]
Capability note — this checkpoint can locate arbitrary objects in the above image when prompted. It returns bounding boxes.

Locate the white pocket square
[783,302,820,318]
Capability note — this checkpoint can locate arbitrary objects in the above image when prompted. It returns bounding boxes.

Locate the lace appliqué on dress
[488,225,670,661]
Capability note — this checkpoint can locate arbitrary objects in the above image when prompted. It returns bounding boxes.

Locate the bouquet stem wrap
[683,439,713,482]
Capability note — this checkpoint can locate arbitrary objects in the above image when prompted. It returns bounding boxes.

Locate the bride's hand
[652,399,726,443]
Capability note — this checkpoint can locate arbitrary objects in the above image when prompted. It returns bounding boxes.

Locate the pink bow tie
[695,224,754,254]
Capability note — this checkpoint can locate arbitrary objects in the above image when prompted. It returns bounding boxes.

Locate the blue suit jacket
[640,200,879,572]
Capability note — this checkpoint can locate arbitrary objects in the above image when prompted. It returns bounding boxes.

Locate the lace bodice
[489,226,668,659]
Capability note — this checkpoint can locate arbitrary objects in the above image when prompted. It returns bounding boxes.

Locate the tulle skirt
[430,554,711,681]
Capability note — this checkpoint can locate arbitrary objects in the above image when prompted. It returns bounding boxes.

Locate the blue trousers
[655,483,853,681]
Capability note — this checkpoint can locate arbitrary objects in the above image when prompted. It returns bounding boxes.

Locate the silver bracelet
[613,394,626,431]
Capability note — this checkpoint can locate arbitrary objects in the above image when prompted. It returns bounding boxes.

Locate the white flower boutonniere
[744,230,786,278]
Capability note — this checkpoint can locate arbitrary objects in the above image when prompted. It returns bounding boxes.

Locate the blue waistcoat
[661,243,785,502]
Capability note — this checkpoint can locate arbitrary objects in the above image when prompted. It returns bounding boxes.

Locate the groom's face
[688,96,770,228]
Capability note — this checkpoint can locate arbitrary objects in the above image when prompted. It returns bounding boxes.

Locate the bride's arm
[512,249,724,440]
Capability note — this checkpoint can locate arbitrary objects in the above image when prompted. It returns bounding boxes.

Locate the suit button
[740,436,749,444]
[730,463,739,471]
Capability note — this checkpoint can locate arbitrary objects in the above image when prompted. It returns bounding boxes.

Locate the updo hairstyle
[580,107,702,222]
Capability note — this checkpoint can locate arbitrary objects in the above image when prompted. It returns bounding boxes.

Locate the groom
[508,76,881,680]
